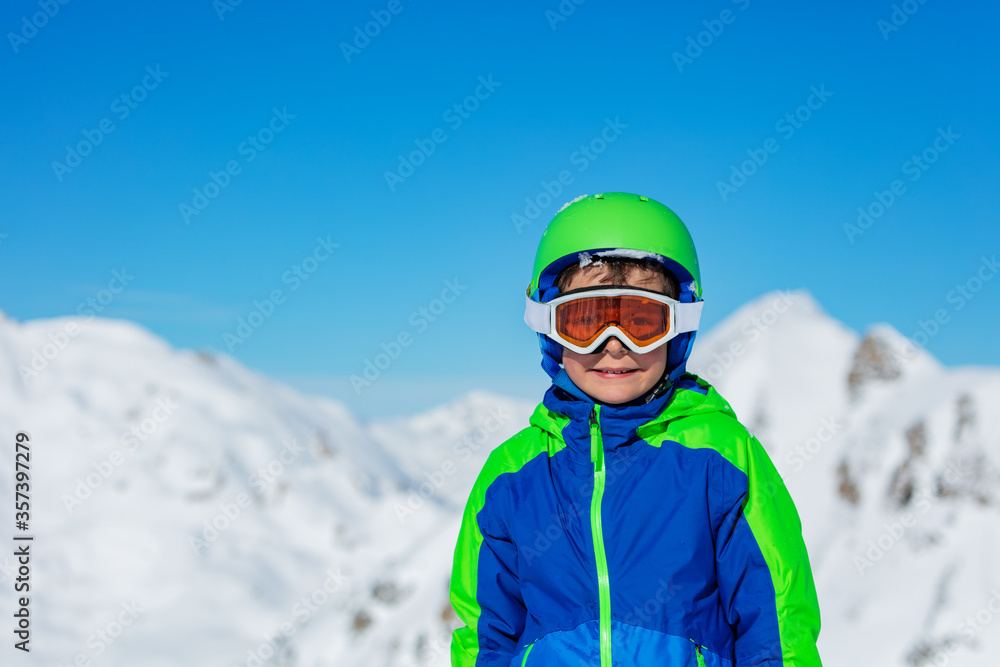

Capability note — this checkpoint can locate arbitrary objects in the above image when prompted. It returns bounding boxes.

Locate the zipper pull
[690,640,706,667]
[589,406,603,472]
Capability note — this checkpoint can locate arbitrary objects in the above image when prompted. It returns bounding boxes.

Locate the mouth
[590,368,639,378]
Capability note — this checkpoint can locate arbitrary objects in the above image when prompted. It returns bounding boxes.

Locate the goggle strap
[673,301,704,334]
[524,295,552,334]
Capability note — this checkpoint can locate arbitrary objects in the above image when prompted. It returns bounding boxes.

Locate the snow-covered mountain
[0,292,997,666]
[0,312,532,667]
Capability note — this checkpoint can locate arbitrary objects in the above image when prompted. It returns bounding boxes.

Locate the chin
[562,357,665,405]
[580,380,651,405]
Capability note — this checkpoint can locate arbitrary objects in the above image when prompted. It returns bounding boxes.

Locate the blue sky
[2,0,998,418]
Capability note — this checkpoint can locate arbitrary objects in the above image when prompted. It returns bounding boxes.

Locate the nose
[596,335,628,356]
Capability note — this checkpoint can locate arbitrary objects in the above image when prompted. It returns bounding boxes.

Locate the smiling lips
[591,368,638,377]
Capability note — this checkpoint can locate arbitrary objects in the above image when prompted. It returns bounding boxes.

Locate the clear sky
[2,0,998,418]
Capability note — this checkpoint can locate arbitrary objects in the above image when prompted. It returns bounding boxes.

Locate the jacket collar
[541,369,676,465]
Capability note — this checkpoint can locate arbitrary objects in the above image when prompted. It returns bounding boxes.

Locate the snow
[574,248,671,269]
[1,293,998,666]
[593,248,668,262]
[556,194,589,213]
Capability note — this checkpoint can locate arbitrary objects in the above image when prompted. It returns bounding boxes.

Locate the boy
[449,193,822,666]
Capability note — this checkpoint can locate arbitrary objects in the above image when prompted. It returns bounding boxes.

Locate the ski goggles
[524,287,703,355]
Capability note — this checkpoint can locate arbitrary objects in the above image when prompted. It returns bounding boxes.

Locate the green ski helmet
[525,192,703,382]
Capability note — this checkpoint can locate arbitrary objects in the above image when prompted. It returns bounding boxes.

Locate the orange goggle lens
[554,294,671,348]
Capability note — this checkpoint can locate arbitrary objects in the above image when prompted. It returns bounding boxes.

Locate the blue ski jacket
[449,373,822,667]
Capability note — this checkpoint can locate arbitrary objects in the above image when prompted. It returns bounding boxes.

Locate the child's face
[560,265,669,405]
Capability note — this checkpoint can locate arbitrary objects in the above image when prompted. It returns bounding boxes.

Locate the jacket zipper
[692,640,706,667]
[589,406,612,667]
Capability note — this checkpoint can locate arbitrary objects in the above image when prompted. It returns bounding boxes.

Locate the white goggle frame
[524,287,703,355]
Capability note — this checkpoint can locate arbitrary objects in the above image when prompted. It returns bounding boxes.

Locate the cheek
[562,349,586,368]
[643,347,668,371]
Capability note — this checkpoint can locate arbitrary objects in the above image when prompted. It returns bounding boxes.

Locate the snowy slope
[0,292,998,667]
[0,312,531,667]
